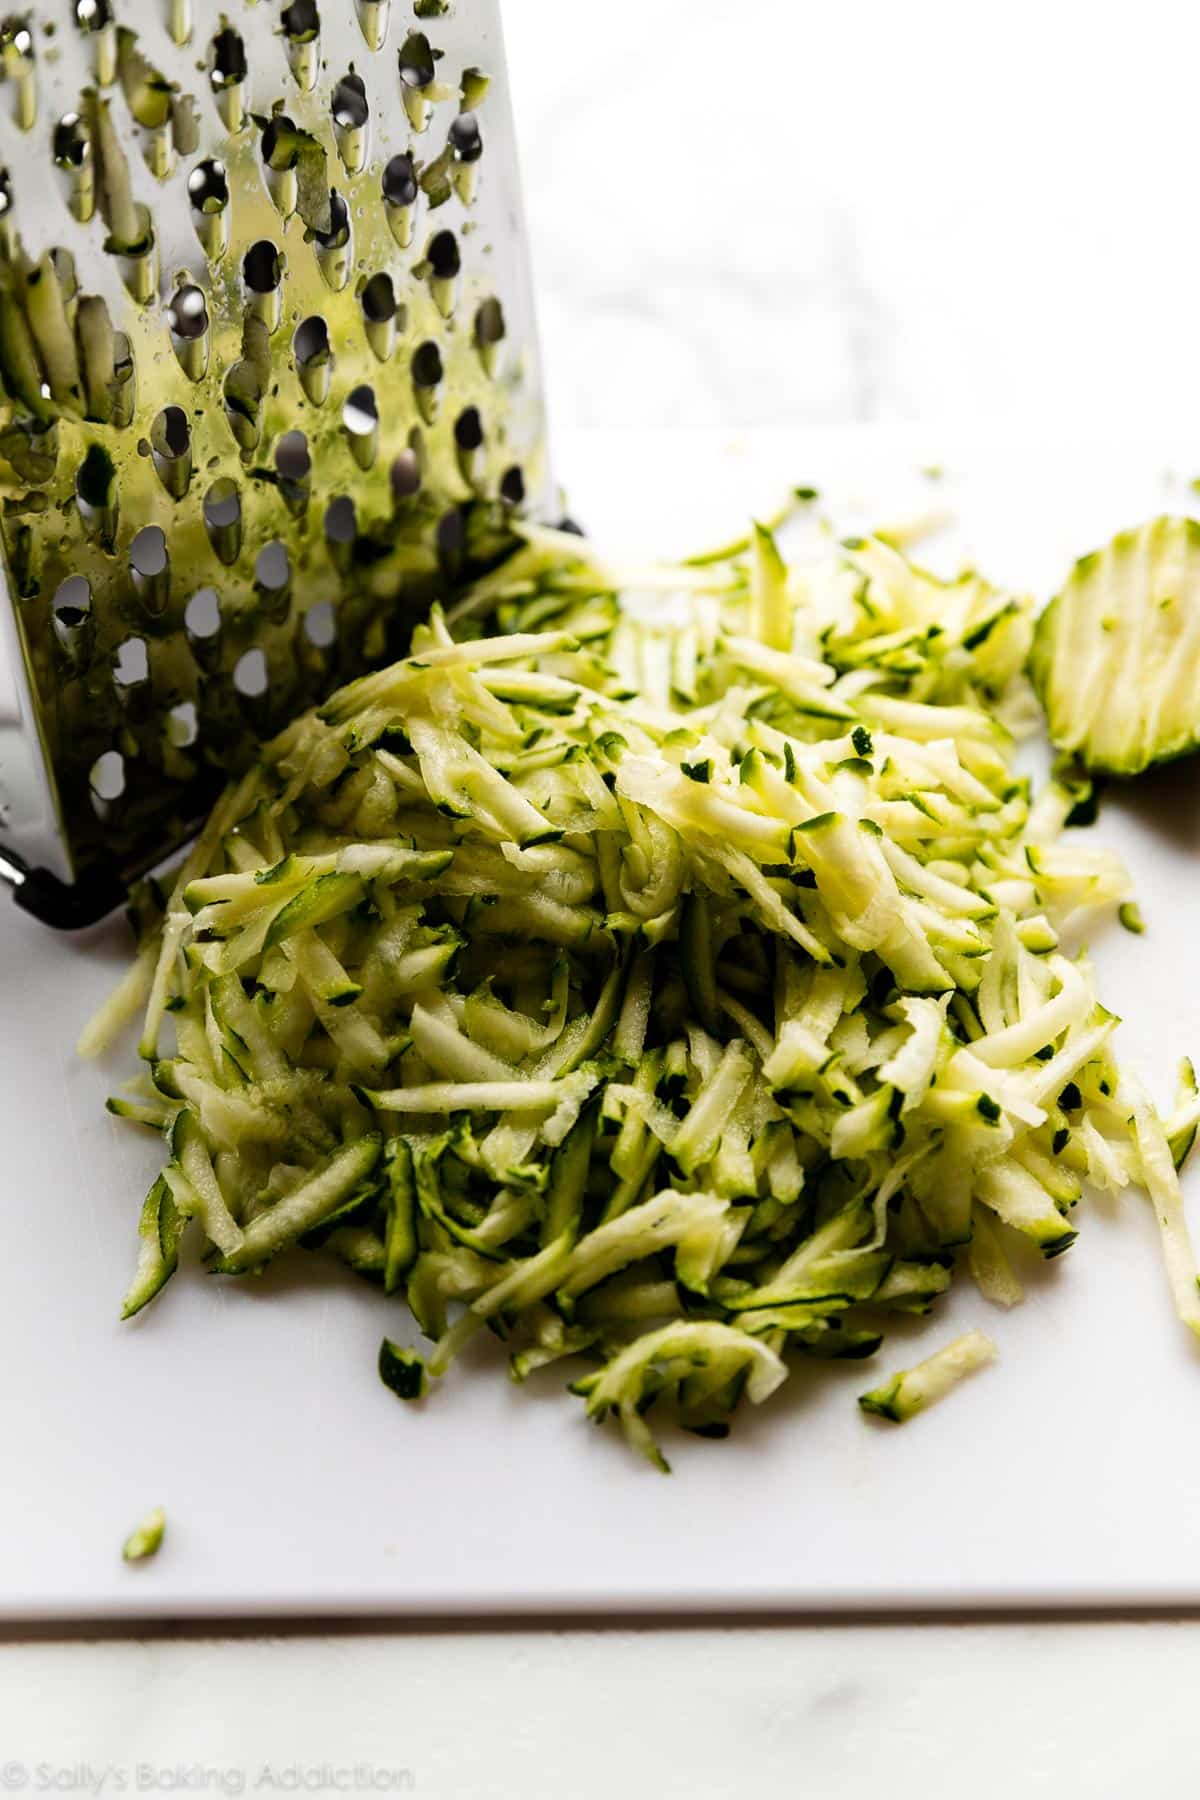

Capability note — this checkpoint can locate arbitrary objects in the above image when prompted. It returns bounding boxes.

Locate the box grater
[0,0,551,926]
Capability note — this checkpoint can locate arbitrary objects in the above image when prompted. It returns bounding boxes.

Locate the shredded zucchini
[858,1330,998,1422]
[121,1506,166,1563]
[88,503,1196,1469]
[1030,516,1200,774]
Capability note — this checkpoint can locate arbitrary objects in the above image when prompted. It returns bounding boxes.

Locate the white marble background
[5,8,1199,1784]
[505,0,1200,435]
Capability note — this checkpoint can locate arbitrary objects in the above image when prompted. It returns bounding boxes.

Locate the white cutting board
[4,425,1200,1622]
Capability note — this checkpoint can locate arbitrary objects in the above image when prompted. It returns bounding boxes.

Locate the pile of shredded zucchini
[89,501,1200,1468]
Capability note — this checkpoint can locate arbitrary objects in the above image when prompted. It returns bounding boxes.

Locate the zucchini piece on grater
[1030,516,1200,774]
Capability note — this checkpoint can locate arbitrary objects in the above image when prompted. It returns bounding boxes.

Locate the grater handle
[0,843,125,931]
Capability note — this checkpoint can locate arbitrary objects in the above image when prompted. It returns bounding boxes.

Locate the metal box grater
[0,0,550,925]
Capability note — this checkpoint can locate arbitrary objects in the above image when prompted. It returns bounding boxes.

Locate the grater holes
[53,109,90,170]
[437,506,466,565]
[343,384,378,468]
[360,272,400,361]
[0,19,35,134]
[166,700,198,749]
[243,239,284,333]
[233,647,268,698]
[361,273,397,324]
[332,73,369,130]
[412,340,442,423]
[203,478,241,565]
[427,228,460,279]
[275,429,310,484]
[499,465,526,507]
[455,408,484,490]
[448,112,482,164]
[54,114,96,228]
[75,0,113,29]
[255,541,291,621]
[129,525,169,615]
[352,0,390,53]
[113,635,148,690]
[188,156,228,213]
[52,574,92,658]
[281,0,321,38]
[184,586,221,642]
[53,574,91,626]
[280,0,321,92]
[167,282,210,380]
[382,151,417,207]
[166,282,207,340]
[275,429,311,515]
[188,156,229,259]
[303,600,336,649]
[243,239,283,297]
[208,24,247,131]
[150,405,192,498]
[390,445,421,501]
[89,749,125,817]
[332,71,369,172]
[209,25,247,87]
[75,442,118,544]
[454,407,483,453]
[294,314,330,360]
[398,30,441,131]
[294,313,333,404]
[474,296,505,376]
[397,31,436,89]
[324,494,356,571]
[312,189,352,290]
[412,340,442,385]
[381,151,417,248]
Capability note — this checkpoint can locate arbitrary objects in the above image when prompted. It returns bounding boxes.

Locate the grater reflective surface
[0,0,549,898]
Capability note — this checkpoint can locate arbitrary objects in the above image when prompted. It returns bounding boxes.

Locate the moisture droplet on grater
[0,0,549,893]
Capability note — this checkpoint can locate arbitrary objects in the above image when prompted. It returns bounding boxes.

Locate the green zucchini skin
[1030,516,1200,775]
